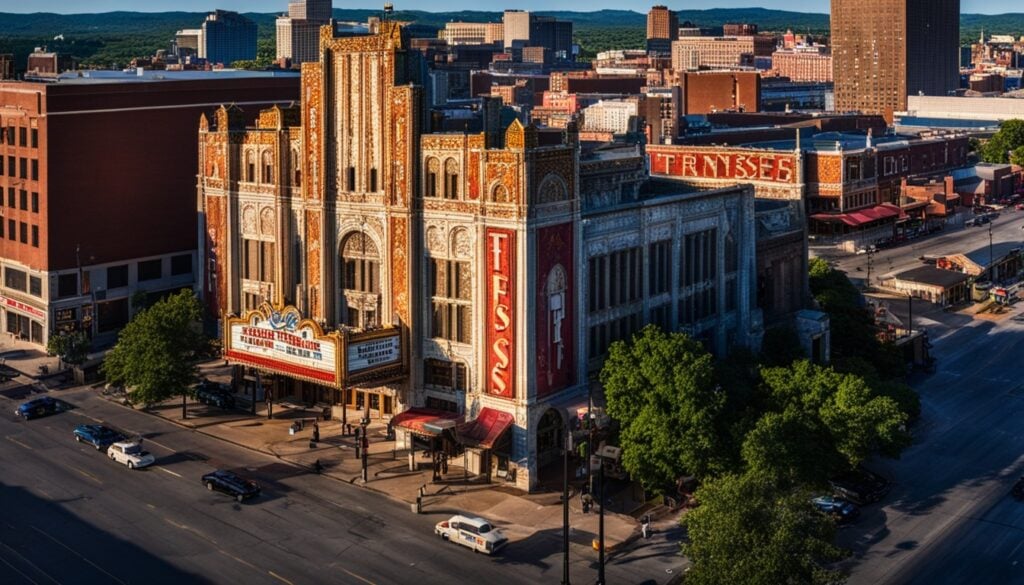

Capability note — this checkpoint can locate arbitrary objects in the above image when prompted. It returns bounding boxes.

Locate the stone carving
[260,208,276,237]
[537,175,568,204]
[242,205,257,236]
[451,228,471,259]
[426,226,446,255]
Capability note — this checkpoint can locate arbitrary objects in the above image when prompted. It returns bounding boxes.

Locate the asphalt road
[815,216,1024,585]
[0,387,679,585]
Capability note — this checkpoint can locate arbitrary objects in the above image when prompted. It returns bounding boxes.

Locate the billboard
[486,228,516,400]
[346,329,403,376]
[224,304,341,386]
[648,146,798,184]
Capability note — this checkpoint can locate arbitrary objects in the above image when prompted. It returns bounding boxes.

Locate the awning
[810,204,903,227]
[456,407,515,450]
[392,408,464,436]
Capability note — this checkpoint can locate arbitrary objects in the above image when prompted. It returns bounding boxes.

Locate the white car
[435,515,508,554]
[107,440,155,469]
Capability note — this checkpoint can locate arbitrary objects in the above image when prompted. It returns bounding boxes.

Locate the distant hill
[0,9,1021,70]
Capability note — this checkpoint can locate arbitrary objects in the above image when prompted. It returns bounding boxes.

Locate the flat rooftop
[893,266,971,288]
[40,69,301,85]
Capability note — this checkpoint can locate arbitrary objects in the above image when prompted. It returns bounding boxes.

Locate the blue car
[812,495,860,524]
[73,424,125,451]
[14,396,67,420]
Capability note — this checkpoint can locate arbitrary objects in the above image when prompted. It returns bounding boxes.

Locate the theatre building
[199,23,764,491]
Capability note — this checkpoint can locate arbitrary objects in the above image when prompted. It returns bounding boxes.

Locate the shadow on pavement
[0,482,211,585]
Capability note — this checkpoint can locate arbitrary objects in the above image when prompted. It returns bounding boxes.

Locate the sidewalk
[105,369,641,553]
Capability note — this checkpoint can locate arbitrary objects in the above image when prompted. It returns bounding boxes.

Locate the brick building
[671,35,776,70]
[0,71,299,346]
[646,5,679,55]
[771,46,832,83]
[832,0,960,121]
[199,24,765,491]
[676,70,761,114]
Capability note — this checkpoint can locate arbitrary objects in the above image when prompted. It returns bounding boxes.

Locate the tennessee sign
[648,147,797,184]
[486,228,516,399]
[224,304,341,386]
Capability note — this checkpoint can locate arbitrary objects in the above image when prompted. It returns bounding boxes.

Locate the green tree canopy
[980,119,1024,164]
[601,325,734,489]
[683,472,845,585]
[46,331,90,367]
[101,289,206,419]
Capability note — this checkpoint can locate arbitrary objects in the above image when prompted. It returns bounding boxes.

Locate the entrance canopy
[392,407,464,437]
[456,407,515,450]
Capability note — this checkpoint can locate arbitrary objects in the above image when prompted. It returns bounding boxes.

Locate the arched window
[444,159,459,200]
[340,232,380,328]
[261,151,273,183]
[425,158,440,197]
[245,151,255,183]
[491,184,511,203]
[546,265,567,371]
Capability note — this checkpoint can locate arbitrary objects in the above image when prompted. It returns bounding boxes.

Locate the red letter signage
[486,228,516,399]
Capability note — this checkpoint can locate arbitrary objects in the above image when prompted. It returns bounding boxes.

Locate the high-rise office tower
[646,5,679,54]
[831,0,960,122]
[199,10,257,66]
[277,0,333,65]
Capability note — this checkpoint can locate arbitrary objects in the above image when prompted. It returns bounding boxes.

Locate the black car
[829,467,891,505]
[201,470,260,502]
[194,381,235,409]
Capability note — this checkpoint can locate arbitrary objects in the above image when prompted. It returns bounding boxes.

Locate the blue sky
[0,1,1018,14]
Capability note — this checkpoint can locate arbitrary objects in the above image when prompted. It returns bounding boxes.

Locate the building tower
[277,0,334,65]
[646,5,679,55]
[831,0,960,122]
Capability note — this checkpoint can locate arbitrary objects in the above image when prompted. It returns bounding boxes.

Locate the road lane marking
[268,571,295,585]
[218,549,260,571]
[0,553,45,585]
[159,467,182,478]
[162,517,218,545]
[341,568,377,585]
[144,439,175,453]
[5,435,33,450]
[69,466,101,484]
[146,503,156,509]
[30,525,127,585]
[67,411,104,423]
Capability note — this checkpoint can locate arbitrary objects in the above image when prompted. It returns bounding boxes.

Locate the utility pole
[562,426,571,585]
[989,219,995,282]
[361,416,370,483]
[866,249,874,290]
[597,459,606,585]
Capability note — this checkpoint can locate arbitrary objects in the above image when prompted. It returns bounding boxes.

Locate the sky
[0,1,1019,15]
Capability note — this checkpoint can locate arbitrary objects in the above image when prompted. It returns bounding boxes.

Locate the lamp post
[597,458,606,585]
[562,425,571,585]
[360,416,370,483]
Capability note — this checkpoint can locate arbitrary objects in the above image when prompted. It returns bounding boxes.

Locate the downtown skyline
[0,0,1020,15]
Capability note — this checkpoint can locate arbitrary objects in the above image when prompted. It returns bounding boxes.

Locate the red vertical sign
[536,223,575,398]
[486,228,516,400]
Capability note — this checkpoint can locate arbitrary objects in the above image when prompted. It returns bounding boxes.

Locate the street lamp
[562,424,572,585]
[360,416,370,483]
[590,451,606,585]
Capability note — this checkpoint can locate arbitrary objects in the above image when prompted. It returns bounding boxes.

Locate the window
[261,152,273,183]
[347,167,356,191]
[424,358,467,391]
[57,273,78,298]
[444,159,459,199]
[340,232,380,328]
[30,160,37,181]
[7,187,13,207]
[138,259,162,281]
[245,151,255,182]
[19,190,26,210]
[4,126,11,144]
[0,220,4,238]
[429,258,472,343]
[19,157,26,179]
[425,158,439,197]
[6,157,13,176]
[648,240,671,296]
[30,128,38,148]
[4,267,27,291]
[97,298,129,333]
[171,254,192,276]
[6,219,13,241]
[18,127,26,147]
[18,222,26,244]
[679,228,718,325]
[369,168,378,193]
[107,264,129,288]
[588,247,642,314]
[30,225,38,247]
[29,276,41,297]
[0,154,3,176]
[31,192,38,213]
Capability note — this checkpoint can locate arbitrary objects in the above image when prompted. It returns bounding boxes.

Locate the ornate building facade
[198,23,763,491]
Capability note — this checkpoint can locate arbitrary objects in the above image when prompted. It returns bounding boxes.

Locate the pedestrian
[313,421,320,443]
[641,515,651,539]
[313,459,323,474]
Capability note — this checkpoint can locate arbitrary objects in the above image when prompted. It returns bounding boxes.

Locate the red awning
[456,407,515,450]
[811,204,903,227]
[392,408,464,436]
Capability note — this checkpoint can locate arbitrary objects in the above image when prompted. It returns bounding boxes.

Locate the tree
[980,119,1024,164]
[1011,146,1024,167]
[601,325,735,490]
[760,360,910,478]
[683,472,845,585]
[101,289,205,419]
[46,331,90,368]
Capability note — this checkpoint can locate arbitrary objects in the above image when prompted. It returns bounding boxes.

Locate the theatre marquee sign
[225,304,342,386]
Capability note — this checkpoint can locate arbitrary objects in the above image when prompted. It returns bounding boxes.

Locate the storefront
[0,295,46,344]
[455,407,515,480]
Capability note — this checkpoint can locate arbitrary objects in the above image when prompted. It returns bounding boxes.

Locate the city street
[0,387,678,585]
[814,215,1024,584]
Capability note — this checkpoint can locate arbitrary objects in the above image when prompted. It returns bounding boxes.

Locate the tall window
[291,149,302,186]
[340,232,380,328]
[679,228,718,325]
[261,152,273,183]
[429,258,471,343]
[444,159,459,199]
[425,158,439,197]
[648,240,671,296]
[245,151,255,182]
[424,358,467,391]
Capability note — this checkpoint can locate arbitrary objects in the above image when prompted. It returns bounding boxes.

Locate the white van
[435,515,508,554]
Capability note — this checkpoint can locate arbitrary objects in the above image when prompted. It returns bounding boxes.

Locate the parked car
[107,440,155,469]
[14,396,68,420]
[194,381,235,409]
[73,424,125,451]
[829,467,892,505]
[435,515,508,554]
[201,470,260,502]
[812,495,861,524]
